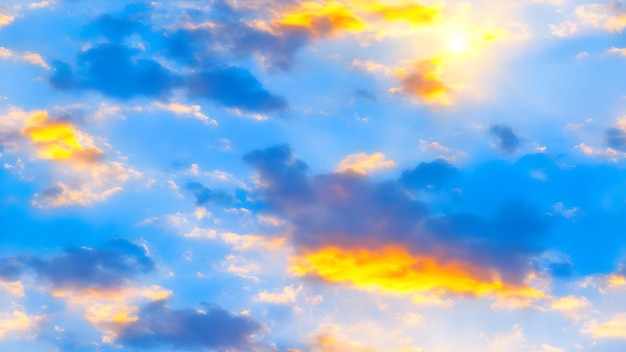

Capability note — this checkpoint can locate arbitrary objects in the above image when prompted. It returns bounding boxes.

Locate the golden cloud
[390,58,452,105]
[291,246,545,300]
[361,1,441,26]
[22,111,103,164]
[276,1,368,38]
[336,152,396,174]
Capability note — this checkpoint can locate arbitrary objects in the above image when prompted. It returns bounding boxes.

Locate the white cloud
[255,285,302,304]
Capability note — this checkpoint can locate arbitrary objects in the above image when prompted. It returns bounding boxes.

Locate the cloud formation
[114,300,263,350]
[489,124,521,154]
[0,239,154,293]
[244,145,553,300]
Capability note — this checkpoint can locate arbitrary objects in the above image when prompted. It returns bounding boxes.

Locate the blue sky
[2,0,626,351]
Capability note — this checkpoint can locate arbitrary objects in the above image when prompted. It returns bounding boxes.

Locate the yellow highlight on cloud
[22,111,103,163]
[291,246,545,300]
[277,1,367,38]
[360,1,441,26]
[336,152,395,174]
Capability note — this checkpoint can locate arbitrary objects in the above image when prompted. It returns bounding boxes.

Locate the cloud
[21,110,103,164]
[549,295,591,321]
[0,311,43,339]
[186,67,288,113]
[47,7,290,113]
[244,145,555,301]
[582,313,626,339]
[0,239,154,293]
[549,20,578,37]
[255,285,302,304]
[114,300,263,350]
[152,102,217,126]
[390,58,452,105]
[185,182,233,206]
[0,47,50,69]
[489,124,521,154]
[275,1,367,39]
[607,47,626,56]
[50,42,287,113]
[0,107,141,207]
[50,43,180,100]
[401,158,459,190]
[336,152,395,174]
[576,2,626,32]
[606,127,626,151]
[0,12,14,27]
[220,232,286,251]
[364,1,441,26]
[292,246,545,299]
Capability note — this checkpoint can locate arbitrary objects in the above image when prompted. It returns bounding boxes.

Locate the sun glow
[447,31,471,54]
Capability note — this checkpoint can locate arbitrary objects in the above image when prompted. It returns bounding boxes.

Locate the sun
[447,31,471,54]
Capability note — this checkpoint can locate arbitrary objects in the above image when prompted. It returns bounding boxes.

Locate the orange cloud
[336,152,395,174]
[291,246,545,300]
[276,1,367,38]
[390,58,452,105]
[22,111,103,163]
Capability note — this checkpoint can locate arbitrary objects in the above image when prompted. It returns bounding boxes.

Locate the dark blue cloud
[187,67,288,112]
[243,145,311,210]
[51,43,181,100]
[0,239,154,290]
[185,182,233,206]
[606,127,626,151]
[0,257,25,281]
[48,4,290,113]
[489,124,521,154]
[401,159,459,190]
[244,145,626,282]
[115,300,262,351]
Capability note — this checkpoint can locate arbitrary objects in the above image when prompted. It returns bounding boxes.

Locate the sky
[2,0,626,351]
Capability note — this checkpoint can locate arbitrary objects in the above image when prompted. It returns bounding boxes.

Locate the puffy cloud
[336,152,395,174]
[0,239,154,293]
[0,47,49,69]
[49,43,180,100]
[575,2,626,32]
[549,21,578,37]
[183,227,218,239]
[114,300,263,351]
[275,1,367,39]
[581,313,626,339]
[390,58,452,105]
[400,158,459,190]
[0,107,141,207]
[291,246,544,300]
[220,232,286,251]
[21,110,103,164]
[0,311,42,339]
[186,67,288,113]
[255,285,302,304]
[549,295,591,321]
[489,124,521,154]
[244,145,554,301]
[0,12,13,27]
[185,182,234,206]
[607,47,626,56]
